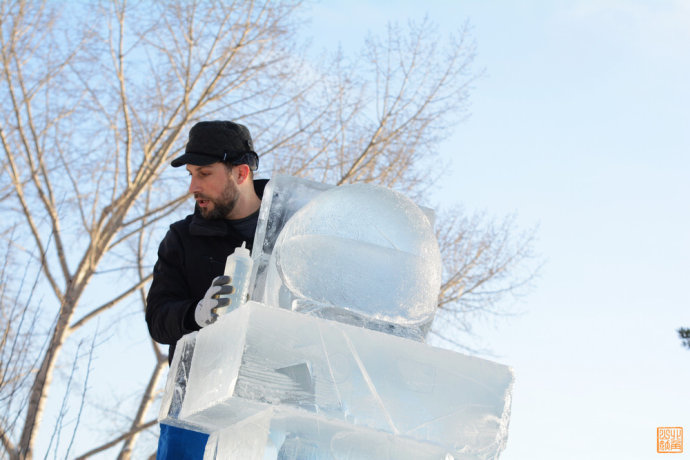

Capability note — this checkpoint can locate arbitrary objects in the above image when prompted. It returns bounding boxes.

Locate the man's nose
[188,177,200,194]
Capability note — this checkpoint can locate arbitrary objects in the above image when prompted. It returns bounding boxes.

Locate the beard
[196,180,239,220]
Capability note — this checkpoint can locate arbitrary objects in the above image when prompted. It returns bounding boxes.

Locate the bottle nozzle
[234,241,251,258]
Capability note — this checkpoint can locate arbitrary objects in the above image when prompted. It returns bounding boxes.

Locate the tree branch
[70,273,153,331]
[74,419,157,460]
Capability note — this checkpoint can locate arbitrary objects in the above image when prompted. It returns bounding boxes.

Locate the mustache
[194,193,211,200]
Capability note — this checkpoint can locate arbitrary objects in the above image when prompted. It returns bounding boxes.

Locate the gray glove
[194,276,234,327]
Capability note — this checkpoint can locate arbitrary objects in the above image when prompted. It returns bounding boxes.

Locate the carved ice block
[175,302,513,457]
[158,331,206,432]
[203,406,462,460]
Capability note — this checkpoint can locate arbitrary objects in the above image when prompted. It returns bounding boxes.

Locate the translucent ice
[203,407,459,460]
[158,332,207,432]
[250,175,334,302]
[179,302,513,458]
[250,175,436,310]
[263,183,442,340]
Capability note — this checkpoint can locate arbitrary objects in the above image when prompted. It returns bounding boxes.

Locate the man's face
[186,162,239,220]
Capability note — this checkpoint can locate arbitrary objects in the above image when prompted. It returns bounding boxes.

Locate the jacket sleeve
[146,228,200,345]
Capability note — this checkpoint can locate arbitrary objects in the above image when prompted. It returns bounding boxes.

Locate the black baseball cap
[171,120,259,170]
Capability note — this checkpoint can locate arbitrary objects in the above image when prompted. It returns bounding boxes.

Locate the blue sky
[306,1,690,458]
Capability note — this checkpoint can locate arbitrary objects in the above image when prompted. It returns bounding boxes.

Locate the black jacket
[146,179,268,362]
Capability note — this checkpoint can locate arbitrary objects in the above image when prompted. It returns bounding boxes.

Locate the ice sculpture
[158,175,514,460]
[204,407,465,460]
[168,303,512,458]
[250,175,335,303]
[159,332,199,430]
[250,175,436,311]
[264,182,442,340]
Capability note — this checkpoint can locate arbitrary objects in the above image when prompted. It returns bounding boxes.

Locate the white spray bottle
[217,241,253,315]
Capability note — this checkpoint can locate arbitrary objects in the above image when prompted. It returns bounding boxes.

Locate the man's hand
[194,276,234,327]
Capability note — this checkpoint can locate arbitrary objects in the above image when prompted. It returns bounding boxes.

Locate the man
[146,120,268,459]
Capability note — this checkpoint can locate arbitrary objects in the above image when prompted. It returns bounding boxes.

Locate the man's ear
[234,164,251,185]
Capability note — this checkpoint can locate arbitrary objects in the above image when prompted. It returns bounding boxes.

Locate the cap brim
[170,152,219,167]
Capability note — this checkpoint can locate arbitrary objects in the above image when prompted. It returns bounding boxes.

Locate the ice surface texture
[250,175,437,341]
[250,175,333,303]
[170,302,513,459]
[262,181,442,340]
[203,407,461,460]
[158,332,206,432]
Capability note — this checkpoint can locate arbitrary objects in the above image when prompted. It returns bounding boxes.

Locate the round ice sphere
[266,183,442,327]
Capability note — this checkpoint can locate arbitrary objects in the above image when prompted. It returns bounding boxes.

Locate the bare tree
[0,1,317,457]
[0,236,51,459]
[0,1,537,458]
[266,19,476,196]
[431,208,539,353]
